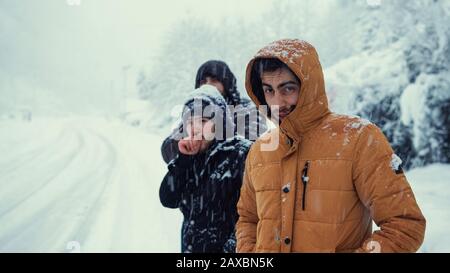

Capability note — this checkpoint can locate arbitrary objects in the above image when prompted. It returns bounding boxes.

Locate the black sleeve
[161,137,180,164]
[223,146,250,252]
[231,144,250,190]
[159,154,193,208]
[161,122,184,164]
[229,150,247,218]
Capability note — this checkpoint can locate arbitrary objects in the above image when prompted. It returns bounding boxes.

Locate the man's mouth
[278,109,292,119]
[279,111,289,118]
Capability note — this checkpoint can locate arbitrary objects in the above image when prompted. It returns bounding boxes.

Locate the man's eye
[285,86,297,92]
[283,86,297,94]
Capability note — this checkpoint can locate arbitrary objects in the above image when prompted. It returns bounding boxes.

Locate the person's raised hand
[178,137,202,155]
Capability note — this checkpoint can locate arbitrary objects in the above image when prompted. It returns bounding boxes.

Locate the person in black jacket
[159,85,252,253]
[160,60,267,164]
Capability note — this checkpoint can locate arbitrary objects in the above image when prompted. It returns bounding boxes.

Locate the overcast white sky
[0,0,273,114]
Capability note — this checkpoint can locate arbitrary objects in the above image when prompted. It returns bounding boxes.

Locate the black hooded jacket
[159,87,252,253]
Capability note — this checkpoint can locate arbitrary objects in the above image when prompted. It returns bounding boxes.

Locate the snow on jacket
[236,39,426,253]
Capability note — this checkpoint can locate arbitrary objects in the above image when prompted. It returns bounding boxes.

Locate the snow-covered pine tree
[348,0,450,169]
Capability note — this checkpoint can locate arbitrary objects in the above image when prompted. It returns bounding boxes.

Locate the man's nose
[273,91,287,108]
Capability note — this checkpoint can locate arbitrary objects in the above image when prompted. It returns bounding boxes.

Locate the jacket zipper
[301,161,310,210]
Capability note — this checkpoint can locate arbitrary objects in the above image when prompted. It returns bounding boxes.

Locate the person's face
[186,116,215,152]
[200,76,225,95]
[261,67,300,122]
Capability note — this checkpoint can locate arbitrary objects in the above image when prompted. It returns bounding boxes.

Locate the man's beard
[273,105,296,124]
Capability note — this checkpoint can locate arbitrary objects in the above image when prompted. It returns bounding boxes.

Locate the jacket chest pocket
[295,159,356,223]
[303,160,353,191]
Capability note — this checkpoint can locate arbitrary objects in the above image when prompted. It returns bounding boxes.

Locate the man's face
[261,67,300,122]
[185,116,215,152]
[200,76,225,95]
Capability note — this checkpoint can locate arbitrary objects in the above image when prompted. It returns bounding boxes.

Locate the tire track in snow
[60,128,119,252]
[0,129,87,250]
[0,119,181,252]
[0,127,74,183]
[0,124,118,251]
[0,128,84,217]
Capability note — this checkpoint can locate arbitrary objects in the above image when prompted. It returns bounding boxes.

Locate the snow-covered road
[0,117,448,252]
[0,118,181,252]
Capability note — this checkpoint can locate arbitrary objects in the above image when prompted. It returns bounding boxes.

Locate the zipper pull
[302,161,310,184]
[301,161,310,210]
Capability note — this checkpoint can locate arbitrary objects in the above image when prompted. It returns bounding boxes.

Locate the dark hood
[182,85,235,141]
[195,60,241,106]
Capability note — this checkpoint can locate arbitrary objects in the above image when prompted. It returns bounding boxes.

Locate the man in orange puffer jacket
[236,39,426,253]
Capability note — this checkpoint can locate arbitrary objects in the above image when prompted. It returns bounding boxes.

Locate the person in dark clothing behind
[159,85,252,253]
[160,60,267,164]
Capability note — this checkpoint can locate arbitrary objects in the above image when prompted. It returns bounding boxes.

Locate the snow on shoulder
[342,115,373,130]
[390,154,403,172]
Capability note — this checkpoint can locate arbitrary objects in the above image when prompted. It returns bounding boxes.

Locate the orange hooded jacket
[236,39,426,253]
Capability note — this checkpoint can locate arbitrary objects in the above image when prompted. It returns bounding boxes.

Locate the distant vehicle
[1,108,32,122]
[121,111,152,127]
[120,99,152,128]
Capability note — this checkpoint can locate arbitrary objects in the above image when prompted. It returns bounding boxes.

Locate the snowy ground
[0,117,181,252]
[0,117,448,252]
[406,164,450,253]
